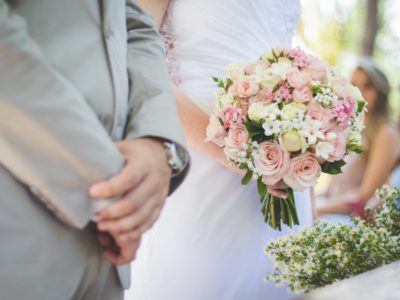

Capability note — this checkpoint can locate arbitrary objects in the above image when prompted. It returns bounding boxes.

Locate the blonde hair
[355,58,390,152]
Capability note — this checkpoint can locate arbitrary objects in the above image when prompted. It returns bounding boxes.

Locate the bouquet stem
[261,188,299,231]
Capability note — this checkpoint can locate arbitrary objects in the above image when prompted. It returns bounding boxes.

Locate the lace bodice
[161,0,300,113]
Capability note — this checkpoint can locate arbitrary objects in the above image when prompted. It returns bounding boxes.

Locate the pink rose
[326,127,349,162]
[333,76,353,99]
[283,152,321,191]
[254,142,291,185]
[307,102,332,131]
[205,114,227,147]
[292,87,313,103]
[287,69,311,89]
[234,77,259,97]
[224,125,249,158]
[303,55,328,83]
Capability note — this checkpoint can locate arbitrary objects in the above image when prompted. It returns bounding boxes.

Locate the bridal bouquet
[206,47,366,230]
[265,186,400,293]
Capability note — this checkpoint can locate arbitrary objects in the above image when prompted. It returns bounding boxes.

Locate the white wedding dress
[127,1,312,299]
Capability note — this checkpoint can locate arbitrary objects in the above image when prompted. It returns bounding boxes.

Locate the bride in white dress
[127,1,313,299]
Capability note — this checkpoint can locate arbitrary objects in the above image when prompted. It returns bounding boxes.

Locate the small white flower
[270,58,293,80]
[262,119,281,136]
[316,142,334,160]
[326,132,337,141]
[299,118,325,145]
[216,93,235,110]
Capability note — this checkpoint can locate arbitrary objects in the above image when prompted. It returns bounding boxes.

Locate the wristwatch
[163,142,188,178]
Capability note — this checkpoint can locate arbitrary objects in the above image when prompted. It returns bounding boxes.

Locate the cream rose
[279,131,306,152]
[283,152,321,191]
[253,142,291,185]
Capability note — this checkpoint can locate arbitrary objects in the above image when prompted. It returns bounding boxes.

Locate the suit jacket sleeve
[124,0,189,194]
[0,1,124,229]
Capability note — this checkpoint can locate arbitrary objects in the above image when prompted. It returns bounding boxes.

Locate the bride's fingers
[268,188,288,199]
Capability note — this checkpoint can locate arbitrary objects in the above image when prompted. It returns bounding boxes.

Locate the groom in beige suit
[0,0,189,299]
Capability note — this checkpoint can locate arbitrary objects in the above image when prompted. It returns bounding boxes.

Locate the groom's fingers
[102,237,141,265]
[116,206,162,245]
[96,173,152,220]
[89,159,145,199]
[98,191,158,233]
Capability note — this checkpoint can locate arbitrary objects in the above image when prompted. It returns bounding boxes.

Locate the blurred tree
[362,0,379,56]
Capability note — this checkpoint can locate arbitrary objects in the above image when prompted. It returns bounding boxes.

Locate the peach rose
[307,102,332,131]
[326,127,349,162]
[303,55,328,83]
[283,152,321,191]
[244,60,269,76]
[224,125,249,158]
[249,89,274,105]
[287,69,311,89]
[292,87,313,103]
[234,77,259,97]
[254,142,291,185]
[205,114,227,147]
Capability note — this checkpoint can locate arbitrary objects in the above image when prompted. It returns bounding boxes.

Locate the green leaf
[357,100,366,114]
[257,177,268,198]
[238,162,248,169]
[312,85,321,94]
[321,159,346,175]
[244,120,263,137]
[212,76,225,89]
[347,140,364,154]
[225,79,233,92]
[241,170,253,185]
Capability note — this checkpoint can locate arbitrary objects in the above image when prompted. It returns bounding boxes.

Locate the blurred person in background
[317,58,400,219]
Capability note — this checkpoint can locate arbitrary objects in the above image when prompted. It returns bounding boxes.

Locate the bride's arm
[138,0,243,175]
[172,86,244,175]
[137,0,169,29]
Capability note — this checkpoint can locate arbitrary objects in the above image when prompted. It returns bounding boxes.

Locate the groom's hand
[97,232,142,265]
[90,138,171,246]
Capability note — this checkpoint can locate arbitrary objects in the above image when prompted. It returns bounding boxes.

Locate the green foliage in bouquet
[265,186,400,293]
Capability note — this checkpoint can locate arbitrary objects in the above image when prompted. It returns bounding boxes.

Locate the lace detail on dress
[160,3,182,86]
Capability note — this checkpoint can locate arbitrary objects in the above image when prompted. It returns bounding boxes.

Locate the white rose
[257,72,281,90]
[279,130,307,152]
[226,63,245,81]
[216,93,235,110]
[248,102,265,122]
[281,102,307,121]
[270,58,294,80]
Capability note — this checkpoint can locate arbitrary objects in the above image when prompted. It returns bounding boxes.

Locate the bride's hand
[267,180,289,199]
